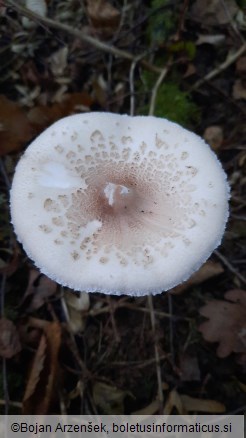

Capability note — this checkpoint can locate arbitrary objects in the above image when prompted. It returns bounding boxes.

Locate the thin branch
[129,53,147,116]
[220,0,245,44]
[4,0,162,74]
[106,296,120,343]
[149,67,169,116]
[88,301,191,321]
[147,295,164,411]
[129,59,137,116]
[214,249,246,286]
[0,399,21,409]
[101,355,167,369]
[191,42,246,90]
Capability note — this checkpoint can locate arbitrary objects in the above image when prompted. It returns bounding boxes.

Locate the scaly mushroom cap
[10,113,229,295]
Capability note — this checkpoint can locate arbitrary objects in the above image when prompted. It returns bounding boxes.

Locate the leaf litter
[199,289,246,358]
[0,0,245,415]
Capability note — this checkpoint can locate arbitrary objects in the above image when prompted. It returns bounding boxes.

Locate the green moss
[168,40,196,60]
[140,74,199,127]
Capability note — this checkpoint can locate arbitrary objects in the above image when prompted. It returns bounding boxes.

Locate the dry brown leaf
[203,126,224,151]
[0,96,34,156]
[0,318,22,358]
[199,289,246,357]
[236,56,246,73]
[93,382,129,414]
[22,334,47,406]
[171,261,224,294]
[21,270,57,311]
[0,93,93,157]
[40,321,62,413]
[180,394,225,413]
[163,389,185,414]
[49,47,69,77]
[22,320,62,414]
[164,389,225,414]
[27,92,93,130]
[190,0,239,26]
[233,79,246,100]
[86,0,120,36]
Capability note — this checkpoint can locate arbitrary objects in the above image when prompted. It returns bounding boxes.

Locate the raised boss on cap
[10,112,230,296]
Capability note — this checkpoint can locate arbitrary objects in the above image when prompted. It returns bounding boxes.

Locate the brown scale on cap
[42,151,196,267]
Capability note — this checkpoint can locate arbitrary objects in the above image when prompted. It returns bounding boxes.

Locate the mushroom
[10,113,229,296]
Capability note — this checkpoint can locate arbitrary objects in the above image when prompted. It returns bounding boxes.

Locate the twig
[220,0,245,44]
[231,214,246,221]
[58,293,90,376]
[0,399,22,409]
[88,301,191,321]
[129,59,137,116]
[214,249,246,286]
[101,355,167,369]
[191,42,246,90]
[129,53,147,116]
[106,296,120,343]
[147,295,164,411]
[4,0,163,74]
[149,67,169,116]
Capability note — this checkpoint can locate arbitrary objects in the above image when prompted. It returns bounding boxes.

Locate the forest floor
[0,0,245,415]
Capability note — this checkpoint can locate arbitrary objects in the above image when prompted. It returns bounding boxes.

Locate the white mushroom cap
[10,113,229,296]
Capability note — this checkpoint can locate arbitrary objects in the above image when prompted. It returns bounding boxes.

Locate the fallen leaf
[171,261,224,294]
[49,47,69,77]
[93,382,129,414]
[22,334,47,405]
[180,394,225,413]
[27,92,93,130]
[199,289,246,357]
[163,389,185,414]
[163,389,225,414]
[86,0,120,36]
[233,79,246,100]
[0,318,22,358]
[190,0,239,26]
[203,126,224,151]
[236,56,246,73]
[22,320,62,414]
[0,96,34,156]
[21,270,57,311]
